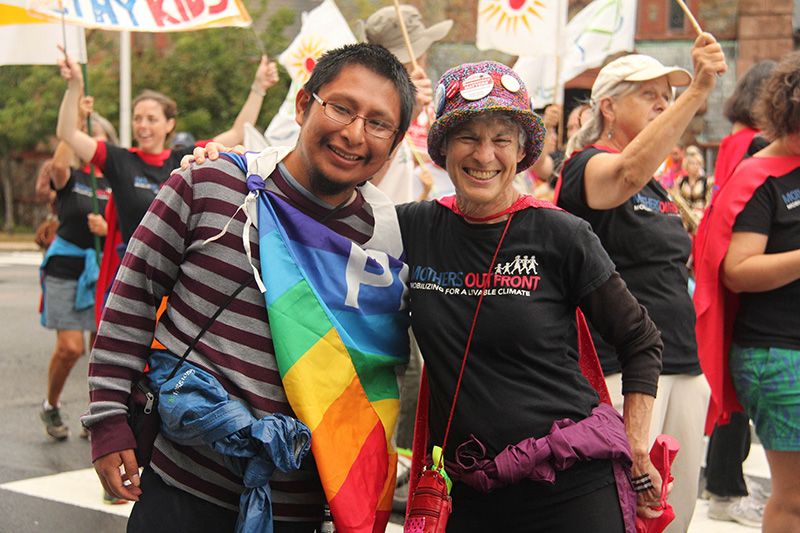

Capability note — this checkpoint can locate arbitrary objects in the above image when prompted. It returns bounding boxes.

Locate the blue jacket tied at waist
[39,236,100,324]
[146,350,312,533]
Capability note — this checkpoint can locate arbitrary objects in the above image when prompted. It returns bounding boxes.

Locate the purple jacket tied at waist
[445,403,637,533]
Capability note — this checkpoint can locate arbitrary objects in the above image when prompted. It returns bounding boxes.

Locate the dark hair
[754,52,800,140]
[723,60,778,128]
[132,90,178,145]
[303,43,417,148]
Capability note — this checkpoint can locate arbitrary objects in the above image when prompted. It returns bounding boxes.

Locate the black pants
[127,467,320,533]
[446,480,625,532]
[705,411,751,497]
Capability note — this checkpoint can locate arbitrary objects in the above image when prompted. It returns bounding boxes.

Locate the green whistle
[431,446,453,494]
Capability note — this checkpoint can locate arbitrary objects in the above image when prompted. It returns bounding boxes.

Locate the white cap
[591,54,692,103]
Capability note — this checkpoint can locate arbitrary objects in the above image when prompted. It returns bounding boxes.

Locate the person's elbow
[721,270,747,294]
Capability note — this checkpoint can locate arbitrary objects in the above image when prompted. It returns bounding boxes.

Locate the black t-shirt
[558,146,699,375]
[732,164,800,350]
[99,143,195,243]
[55,168,110,249]
[45,168,110,279]
[397,201,616,503]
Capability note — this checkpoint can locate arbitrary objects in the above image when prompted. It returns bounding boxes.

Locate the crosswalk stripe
[0,468,131,517]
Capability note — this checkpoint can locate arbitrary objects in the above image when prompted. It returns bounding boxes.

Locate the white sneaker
[728,495,764,528]
[708,495,737,521]
[708,495,764,528]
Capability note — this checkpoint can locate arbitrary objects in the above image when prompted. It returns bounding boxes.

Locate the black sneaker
[40,401,70,441]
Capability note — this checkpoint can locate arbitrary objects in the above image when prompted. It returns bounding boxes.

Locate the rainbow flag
[257,190,409,532]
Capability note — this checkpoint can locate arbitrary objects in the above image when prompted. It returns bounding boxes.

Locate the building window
[669,1,685,31]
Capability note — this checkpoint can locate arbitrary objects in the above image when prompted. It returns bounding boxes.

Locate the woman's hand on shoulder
[175,142,245,173]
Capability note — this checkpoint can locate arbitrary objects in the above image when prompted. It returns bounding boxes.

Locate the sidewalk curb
[0,242,40,252]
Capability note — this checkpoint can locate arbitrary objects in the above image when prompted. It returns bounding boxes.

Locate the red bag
[636,434,680,533]
[404,468,452,533]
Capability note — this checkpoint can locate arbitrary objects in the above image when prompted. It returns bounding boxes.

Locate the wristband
[250,84,266,97]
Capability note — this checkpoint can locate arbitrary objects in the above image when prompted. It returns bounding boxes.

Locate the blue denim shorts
[729,344,800,451]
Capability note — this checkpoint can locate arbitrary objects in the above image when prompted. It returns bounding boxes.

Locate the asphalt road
[0,251,128,532]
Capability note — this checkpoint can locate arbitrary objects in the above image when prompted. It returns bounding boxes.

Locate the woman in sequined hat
[397,61,665,531]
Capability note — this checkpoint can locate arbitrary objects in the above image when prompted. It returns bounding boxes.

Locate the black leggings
[127,467,319,533]
[446,480,625,532]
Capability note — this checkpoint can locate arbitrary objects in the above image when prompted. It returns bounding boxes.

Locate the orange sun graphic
[480,0,547,33]
[288,37,328,83]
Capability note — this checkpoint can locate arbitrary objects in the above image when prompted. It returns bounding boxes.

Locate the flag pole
[392,0,419,71]
[391,0,436,189]
[81,63,102,266]
[554,5,564,150]
[675,0,703,36]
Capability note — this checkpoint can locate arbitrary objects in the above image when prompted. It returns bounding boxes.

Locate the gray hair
[442,111,527,151]
[566,80,646,157]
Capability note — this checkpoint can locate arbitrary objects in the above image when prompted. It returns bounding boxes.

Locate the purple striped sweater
[84,154,379,520]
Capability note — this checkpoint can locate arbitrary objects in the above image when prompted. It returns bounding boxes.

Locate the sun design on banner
[287,36,327,84]
[480,0,547,32]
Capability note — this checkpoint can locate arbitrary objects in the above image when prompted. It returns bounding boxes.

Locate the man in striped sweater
[83,43,417,533]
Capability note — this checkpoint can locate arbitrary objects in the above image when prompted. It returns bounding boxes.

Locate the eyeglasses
[312,93,398,140]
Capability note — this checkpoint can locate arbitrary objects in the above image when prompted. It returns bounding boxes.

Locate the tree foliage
[0,1,295,157]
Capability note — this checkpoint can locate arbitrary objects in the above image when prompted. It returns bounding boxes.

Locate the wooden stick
[675,0,703,36]
[392,0,419,71]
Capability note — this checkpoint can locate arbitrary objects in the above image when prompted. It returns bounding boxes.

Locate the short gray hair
[442,111,527,152]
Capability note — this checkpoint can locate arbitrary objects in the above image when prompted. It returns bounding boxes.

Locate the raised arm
[52,96,94,189]
[212,55,279,146]
[583,33,726,210]
[56,48,98,164]
[529,104,559,180]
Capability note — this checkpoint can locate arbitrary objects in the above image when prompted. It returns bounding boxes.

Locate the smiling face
[284,64,403,206]
[132,99,175,154]
[442,114,525,220]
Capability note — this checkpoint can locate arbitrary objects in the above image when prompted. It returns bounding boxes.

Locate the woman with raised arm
[56,50,278,246]
[556,33,727,532]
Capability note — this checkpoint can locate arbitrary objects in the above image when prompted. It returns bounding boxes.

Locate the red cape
[712,128,759,193]
[693,154,800,433]
[95,194,122,327]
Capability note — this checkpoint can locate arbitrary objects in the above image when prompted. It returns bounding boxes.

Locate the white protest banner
[26,0,251,32]
[476,0,566,57]
[278,0,355,85]
[514,55,559,109]
[513,0,636,108]
[0,0,86,65]
[268,0,355,146]
[561,0,636,84]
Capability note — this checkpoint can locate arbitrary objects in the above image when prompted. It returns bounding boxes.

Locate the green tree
[0,3,294,230]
